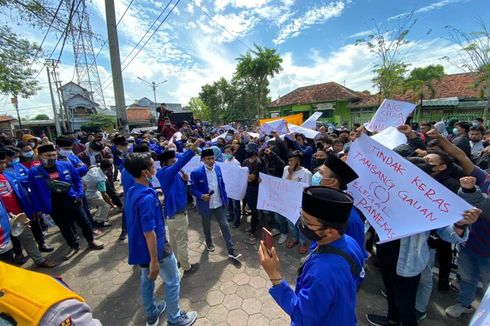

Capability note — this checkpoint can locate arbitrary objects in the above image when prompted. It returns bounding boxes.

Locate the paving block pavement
[24,207,481,325]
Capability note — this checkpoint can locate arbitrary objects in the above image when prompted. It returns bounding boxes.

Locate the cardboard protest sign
[288,124,320,139]
[301,112,323,129]
[366,99,416,132]
[260,119,289,136]
[371,126,407,150]
[257,173,306,224]
[347,134,472,243]
[217,162,249,200]
[181,155,202,177]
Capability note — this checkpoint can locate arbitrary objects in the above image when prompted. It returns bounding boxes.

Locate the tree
[188,97,211,121]
[445,19,490,124]
[404,64,445,121]
[356,17,416,99]
[235,45,283,118]
[81,114,116,131]
[32,113,50,120]
[0,26,41,98]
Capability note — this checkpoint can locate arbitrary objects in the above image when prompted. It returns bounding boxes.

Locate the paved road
[25,207,479,325]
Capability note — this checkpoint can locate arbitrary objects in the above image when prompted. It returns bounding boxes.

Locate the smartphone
[262,227,274,256]
[209,190,215,196]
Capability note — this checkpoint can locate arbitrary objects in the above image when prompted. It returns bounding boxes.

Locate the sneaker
[248,235,256,245]
[366,314,399,326]
[146,300,167,326]
[38,244,55,253]
[63,247,80,261]
[89,240,104,250]
[228,250,242,260]
[445,303,474,318]
[183,263,200,276]
[14,253,28,265]
[415,310,427,322]
[36,259,59,268]
[205,243,215,252]
[118,231,127,241]
[168,311,197,326]
[270,228,280,236]
[278,234,288,244]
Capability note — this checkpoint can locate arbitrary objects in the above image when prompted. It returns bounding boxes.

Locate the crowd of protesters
[0,114,488,326]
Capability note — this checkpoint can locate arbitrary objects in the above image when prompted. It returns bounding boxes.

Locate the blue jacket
[28,161,84,214]
[126,183,167,265]
[61,153,88,177]
[290,141,313,171]
[345,207,367,259]
[156,150,195,219]
[270,235,365,325]
[121,168,135,194]
[0,201,11,250]
[191,164,227,215]
[5,162,29,192]
[1,172,35,217]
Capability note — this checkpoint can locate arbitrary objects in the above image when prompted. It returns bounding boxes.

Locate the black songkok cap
[55,138,73,148]
[37,144,56,154]
[157,150,176,161]
[324,153,358,185]
[302,186,353,223]
[201,149,214,158]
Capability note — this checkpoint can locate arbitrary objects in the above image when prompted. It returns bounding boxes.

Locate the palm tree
[404,64,445,121]
[235,45,283,118]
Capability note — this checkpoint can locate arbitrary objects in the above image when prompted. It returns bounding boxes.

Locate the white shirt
[470,141,484,155]
[205,165,223,209]
[224,157,241,166]
[282,166,312,186]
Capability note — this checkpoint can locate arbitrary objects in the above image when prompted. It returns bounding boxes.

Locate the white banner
[288,124,320,139]
[181,155,202,177]
[301,112,322,129]
[366,99,416,132]
[260,119,289,136]
[371,126,407,150]
[347,134,472,243]
[257,173,306,224]
[217,162,249,200]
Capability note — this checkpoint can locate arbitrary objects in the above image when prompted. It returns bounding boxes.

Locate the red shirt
[21,160,41,169]
[0,174,23,214]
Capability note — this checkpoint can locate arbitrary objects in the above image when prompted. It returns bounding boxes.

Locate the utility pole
[137,77,167,116]
[11,95,21,130]
[105,0,128,133]
[46,60,62,136]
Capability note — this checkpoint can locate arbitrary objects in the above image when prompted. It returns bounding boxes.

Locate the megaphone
[9,213,30,237]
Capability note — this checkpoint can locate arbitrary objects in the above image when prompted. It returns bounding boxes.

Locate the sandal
[286,240,299,249]
[299,245,308,255]
[37,259,59,268]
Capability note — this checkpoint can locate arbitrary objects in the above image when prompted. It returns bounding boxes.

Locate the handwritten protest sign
[371,126,407,150]
[366,99,416,132]
[288,124,320,139]
[260,119,289,136]
[181,155,202,177]
[257,173,306,224]
[347,134,472,243]
[301,112,322,129]
[470,285,490,326]
[217,162,249,200]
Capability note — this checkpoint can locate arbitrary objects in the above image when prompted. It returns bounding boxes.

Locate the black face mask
[315,158,326,167]
[296,217,323,242]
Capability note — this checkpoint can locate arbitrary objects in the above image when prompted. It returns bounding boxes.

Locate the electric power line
[29,0,64,70]
[188,0,252,51]
[56,0,82,63]
[101,0,174,88]
[92,0,136,66]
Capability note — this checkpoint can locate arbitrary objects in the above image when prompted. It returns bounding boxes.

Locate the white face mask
[59,149,73,157]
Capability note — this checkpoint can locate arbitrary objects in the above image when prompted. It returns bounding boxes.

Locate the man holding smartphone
[191,149,241,260]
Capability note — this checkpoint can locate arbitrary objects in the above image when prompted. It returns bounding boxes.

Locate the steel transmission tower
[65,0,106,108]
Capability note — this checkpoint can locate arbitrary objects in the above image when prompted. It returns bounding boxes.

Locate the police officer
[258,186,366,325]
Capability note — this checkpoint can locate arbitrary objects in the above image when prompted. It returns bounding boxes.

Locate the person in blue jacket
[124,152,197,326]
[288,133,313,171]
[316,153,367,255]
[27,144,104,260]
[55,138,88,177]
[156,138,202,275]
[191,149,241,260]
[4,146,29,191]
[259,186,366,326]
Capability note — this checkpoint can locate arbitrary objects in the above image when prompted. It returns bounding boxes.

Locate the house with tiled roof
[269,72,488,126]
[268,82,364,125]
[0,115,16,136]
[126,108,155,129]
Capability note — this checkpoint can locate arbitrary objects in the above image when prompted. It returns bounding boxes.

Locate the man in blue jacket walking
[156,139,202,275]
[191,149,241,260]
[28,144,104,260]
[124,153,197,326]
